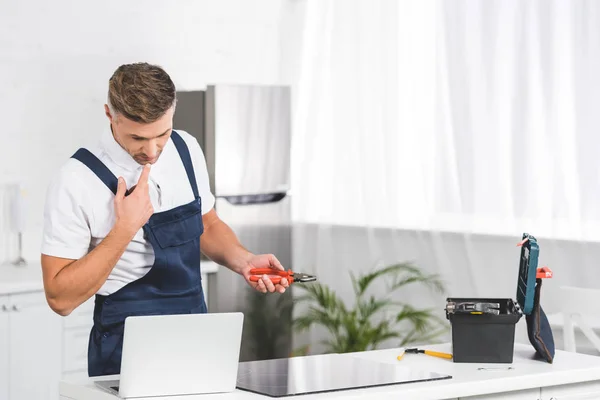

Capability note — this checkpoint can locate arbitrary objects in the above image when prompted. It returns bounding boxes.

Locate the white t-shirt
[41,128,215,295]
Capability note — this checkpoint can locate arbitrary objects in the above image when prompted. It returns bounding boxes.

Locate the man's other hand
[241,254,289,294]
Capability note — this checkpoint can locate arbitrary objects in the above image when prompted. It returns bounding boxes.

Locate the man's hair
[107,62,176,123]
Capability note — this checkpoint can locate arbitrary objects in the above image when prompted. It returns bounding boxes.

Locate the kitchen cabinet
[0,296,9,400]
[541,380,600,399]
[0,291,62,400]
[61,297,94,380]
[458,388,540,399]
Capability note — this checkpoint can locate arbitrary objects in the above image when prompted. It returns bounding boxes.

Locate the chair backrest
[560,286,600,353]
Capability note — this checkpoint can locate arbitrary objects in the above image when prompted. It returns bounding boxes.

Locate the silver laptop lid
[118,312,244,398]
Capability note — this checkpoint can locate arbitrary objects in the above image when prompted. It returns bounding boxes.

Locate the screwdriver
[397,348,453,360]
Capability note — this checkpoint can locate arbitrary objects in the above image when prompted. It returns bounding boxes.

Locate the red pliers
[248,268,317,285]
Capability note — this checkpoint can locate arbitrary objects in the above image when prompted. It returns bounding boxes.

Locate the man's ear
[104,104,114,123]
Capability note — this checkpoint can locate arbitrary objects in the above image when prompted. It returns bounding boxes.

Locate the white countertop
[0,261,44,295]
[0,260,219,296]
[59,343,600,400]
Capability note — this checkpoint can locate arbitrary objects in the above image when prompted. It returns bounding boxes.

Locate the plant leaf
[396,305,437,332]
[357,296,393,323]
[294,283,347,314]
[293,306,342,335]
[350,270,360,297]
[353,263,413,296]
[389,273,445,294]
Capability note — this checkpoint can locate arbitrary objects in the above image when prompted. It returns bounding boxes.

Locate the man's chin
[134,156,158,165]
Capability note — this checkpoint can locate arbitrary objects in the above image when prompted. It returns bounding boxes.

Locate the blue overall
[71,130,208,377]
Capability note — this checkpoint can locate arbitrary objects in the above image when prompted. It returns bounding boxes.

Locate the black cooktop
[235,353,452,397]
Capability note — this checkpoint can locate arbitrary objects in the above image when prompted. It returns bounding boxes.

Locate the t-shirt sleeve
[179,131,216,214]
[41,164,93,259]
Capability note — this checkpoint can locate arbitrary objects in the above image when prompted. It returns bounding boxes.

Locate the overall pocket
[150,207,204,249]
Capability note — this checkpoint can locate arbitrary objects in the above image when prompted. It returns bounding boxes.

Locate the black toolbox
[445,233,549,363]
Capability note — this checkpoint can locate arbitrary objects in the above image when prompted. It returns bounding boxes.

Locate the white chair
[559,286,600,353]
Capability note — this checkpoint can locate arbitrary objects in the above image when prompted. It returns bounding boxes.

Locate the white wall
[0,0,305,263]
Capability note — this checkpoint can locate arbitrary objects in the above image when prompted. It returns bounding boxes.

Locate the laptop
[95,312,244,398]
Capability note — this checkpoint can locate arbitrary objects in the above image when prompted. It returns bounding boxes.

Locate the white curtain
[291,0,600,241]
[291,0,437,231]
[289,0,600,353]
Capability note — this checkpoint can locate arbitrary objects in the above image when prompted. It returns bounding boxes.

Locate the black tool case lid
[515,232,540,316]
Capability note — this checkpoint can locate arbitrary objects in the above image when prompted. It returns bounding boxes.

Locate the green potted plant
[292,262,447,354]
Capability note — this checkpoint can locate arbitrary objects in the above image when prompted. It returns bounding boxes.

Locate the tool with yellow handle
[397,348,453,360]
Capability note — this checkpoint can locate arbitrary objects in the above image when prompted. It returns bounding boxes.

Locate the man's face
[105,105,174,165]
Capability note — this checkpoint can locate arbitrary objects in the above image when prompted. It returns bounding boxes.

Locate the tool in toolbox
[397,348,453,361]
[445,301,500,315]
[248,268,317,284]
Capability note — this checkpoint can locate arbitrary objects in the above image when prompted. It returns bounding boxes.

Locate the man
[40,62,288,377]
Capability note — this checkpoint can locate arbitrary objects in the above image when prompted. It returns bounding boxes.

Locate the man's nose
[144,141,158,158]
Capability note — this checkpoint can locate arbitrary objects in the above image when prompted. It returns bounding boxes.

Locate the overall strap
[71,148,119,195]
[170,130,200,198]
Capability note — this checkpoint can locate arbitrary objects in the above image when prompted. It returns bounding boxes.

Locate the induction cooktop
[235,353,452,397]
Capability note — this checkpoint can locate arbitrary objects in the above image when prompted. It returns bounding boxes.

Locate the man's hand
[114,164,154,236]
[240,254,290,294]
